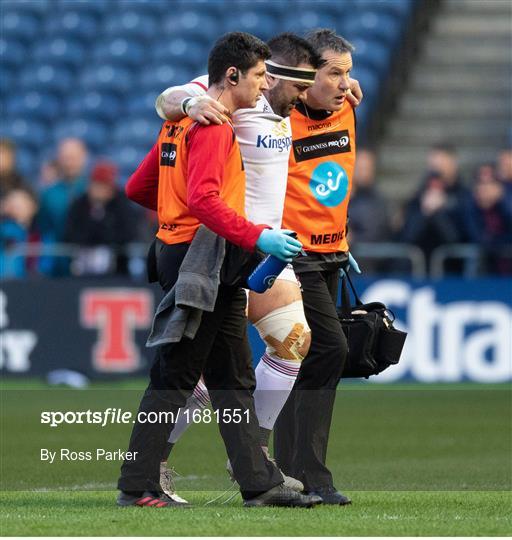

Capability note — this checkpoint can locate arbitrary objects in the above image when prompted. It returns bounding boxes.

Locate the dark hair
[267,32,322,69]
[430,142,457,155]
[306,28,354,56]
[208,32,271,85]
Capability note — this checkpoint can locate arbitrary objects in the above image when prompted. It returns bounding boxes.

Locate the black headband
[265,60,316,84]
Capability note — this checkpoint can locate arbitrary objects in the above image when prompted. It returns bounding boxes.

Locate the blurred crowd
[349,143,512,275]
[0,136,156,279]
[1,136,511,279]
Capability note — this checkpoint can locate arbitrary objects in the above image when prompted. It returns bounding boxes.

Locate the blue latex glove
[340,252,362,278]
[256,229,303,262]
[348,252,361,274]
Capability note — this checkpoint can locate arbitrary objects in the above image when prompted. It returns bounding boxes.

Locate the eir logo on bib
[309,162,349,207]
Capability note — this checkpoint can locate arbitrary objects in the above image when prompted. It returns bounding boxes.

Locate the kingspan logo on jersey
[309,161,349,207]
[256,134,293,153]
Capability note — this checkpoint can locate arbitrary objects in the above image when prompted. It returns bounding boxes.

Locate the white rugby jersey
[157,75,291,229]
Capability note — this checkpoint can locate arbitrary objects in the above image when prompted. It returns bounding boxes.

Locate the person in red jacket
[117,32,317,510]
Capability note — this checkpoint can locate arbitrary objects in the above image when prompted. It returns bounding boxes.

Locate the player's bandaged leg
[161,378,210,461]
[252,299,311,446]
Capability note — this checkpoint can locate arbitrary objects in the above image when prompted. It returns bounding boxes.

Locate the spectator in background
[425,142,471,222]
[399,143,471,273]
[37,138,88,275]
[64,160,137,276]
[0,139,27,199]
[0,187,40,278]
[496,147,512,208]
[463,167,512,275]
[400,172,462,270]
[348,147,390,273]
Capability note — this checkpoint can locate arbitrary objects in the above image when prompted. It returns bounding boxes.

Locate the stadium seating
[18,64,74,95]
[0,66,14,98]
[91,39,146,69]
[125,92,162,117]
[0,118,49,153]
[2,0,51,15]
[0,38,26,69]
[52,118,109,153]
[66,92,122,123]
[79,65,134,95]
[102,11,158,41]
[161,12,219,44]
[32,39,87,70]
[1,12,41,43]
[44,12,99,42]
[0,0,413,182]
[5,92,61,123]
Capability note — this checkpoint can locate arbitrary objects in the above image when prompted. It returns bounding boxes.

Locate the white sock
[168,379,210,444]
[253,353,300,430]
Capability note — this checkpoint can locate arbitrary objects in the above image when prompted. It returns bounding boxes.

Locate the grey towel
[146,226,226,347]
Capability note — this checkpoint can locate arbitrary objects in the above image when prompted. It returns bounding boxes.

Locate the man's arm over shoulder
[155,75,229,125]
[187,123,267,251]
[155,75,208,120]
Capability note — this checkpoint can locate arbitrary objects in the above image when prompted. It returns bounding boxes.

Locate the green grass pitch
[0,380,510,536]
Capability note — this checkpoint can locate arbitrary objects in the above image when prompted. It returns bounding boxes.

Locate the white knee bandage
[253,300,310,362]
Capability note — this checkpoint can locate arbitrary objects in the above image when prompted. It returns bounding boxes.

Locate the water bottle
[246,254,288,293]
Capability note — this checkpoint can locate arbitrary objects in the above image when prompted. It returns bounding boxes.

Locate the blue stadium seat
[138,64,195,94]
[0,118,48,152]
[173,0,226,16]
[31,39,86,70]
[52,118,109,153]
[91,39,145,68]
[112,117,162,147]
[57,0,110,17]
[351,37,392,77]
[102,11,158,41]
[114,0,170,16]
[161,12,218,44]
[0,39,26,69]
[105,144,148,181]
[354,99,373,136]
[5,92,61,123]
[0,66,14,97]
[1,12,40,44]
[152,39,206,72]
[79,65,134,95]
[343,12,403,48]
[350,65,380,107]
[352,0,413,19]
[232,0,291,19]
[223,11,278,39]
[314,0,351,18]
[66,92,121,123]
[14,146,38,181]
[281,10,338,34]
[2,0,51,16]
[44,12,99,42]
[125,92,161,117]
[19,64,74,95]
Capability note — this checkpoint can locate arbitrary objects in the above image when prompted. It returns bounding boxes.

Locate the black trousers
[118,242,282,499]
[273,267,348,491]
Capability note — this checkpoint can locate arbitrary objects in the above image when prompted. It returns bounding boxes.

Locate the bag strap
[340,275,351,318]
[345,271,363,306]
[339,269,363,315]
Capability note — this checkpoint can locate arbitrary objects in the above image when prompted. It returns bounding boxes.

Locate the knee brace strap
[253,300,311,362]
